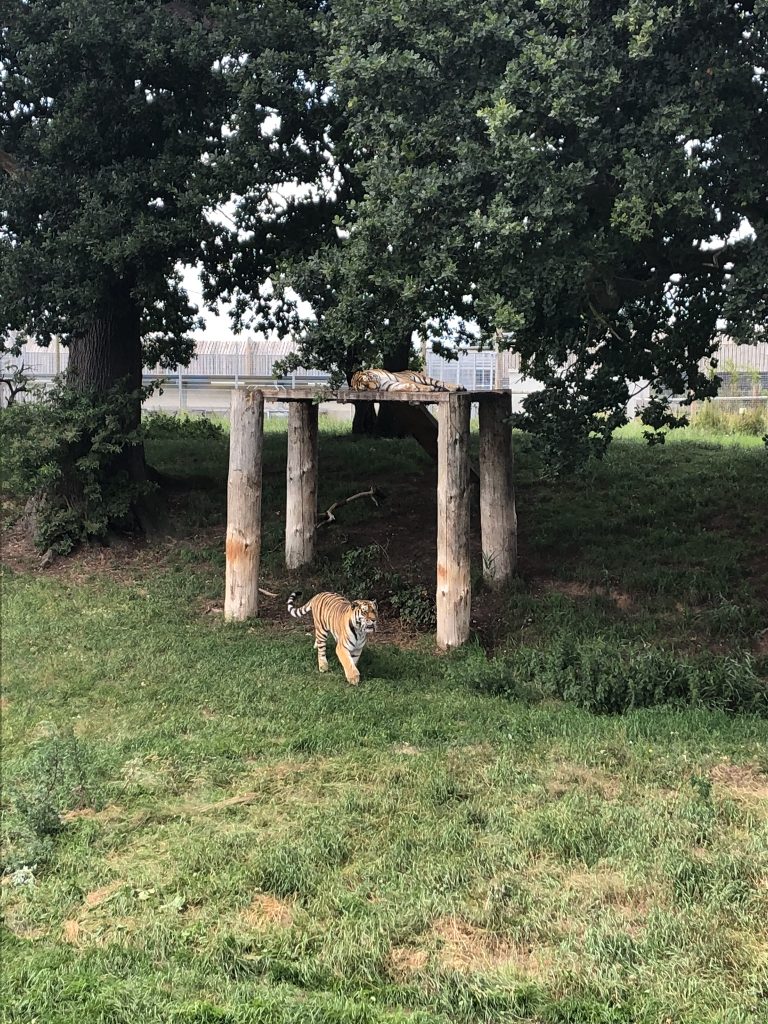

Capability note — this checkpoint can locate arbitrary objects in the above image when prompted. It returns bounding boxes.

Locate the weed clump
[450,641,767,716]
[2,726,105,871]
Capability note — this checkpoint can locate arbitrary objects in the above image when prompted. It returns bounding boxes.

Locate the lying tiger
[288,591,378,685]
[350,368,465,392]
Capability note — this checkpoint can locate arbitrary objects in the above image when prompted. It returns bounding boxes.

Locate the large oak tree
[0,0,329,539]
[259,0,767,461]
[1,0,234,450]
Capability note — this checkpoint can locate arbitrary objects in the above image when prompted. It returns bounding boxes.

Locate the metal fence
[3,339,767,416]
[0,342,332,415]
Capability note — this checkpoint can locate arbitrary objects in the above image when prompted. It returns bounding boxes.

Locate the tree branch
[316,487,381,529]
[0,150,22,178]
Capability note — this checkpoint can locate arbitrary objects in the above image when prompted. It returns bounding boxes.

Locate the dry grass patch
[61,914,138,947]
[559,867,654,938]
[242,892,294,930]
[387,945,429,976]
[430,916,551,977]
[710,761,768,800]
[535,578,635,612]
[82,880,125,910]
[547,763,623,801]
[60,804,125,824]
[393,743,422,756]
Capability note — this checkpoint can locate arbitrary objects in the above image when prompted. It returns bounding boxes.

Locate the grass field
[2,419,767,1023]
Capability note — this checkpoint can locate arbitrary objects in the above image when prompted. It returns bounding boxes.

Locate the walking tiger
[350,369,465,392]
[288,591,378,685]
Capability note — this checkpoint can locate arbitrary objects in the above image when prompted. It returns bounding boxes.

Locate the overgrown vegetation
[689,399,768,437]
[0,380,151,553]
[142,411,225,441]
[452,641,767,716]
[2,422,767,1023]
[341,543,436,630]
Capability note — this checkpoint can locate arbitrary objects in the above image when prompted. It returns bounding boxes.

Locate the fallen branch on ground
[316,487,382,528]
[258,587,278,598]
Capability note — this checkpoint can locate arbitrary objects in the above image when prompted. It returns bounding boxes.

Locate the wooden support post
[286,400,319,570]
[479,393,517,584]
[225,389,264,621]
[436,393,471,649]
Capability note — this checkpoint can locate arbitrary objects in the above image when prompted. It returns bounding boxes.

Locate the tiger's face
[352,600,378,633]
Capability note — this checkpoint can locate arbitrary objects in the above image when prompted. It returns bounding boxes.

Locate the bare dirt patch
[242,892,294,930]
[1,512,169,582]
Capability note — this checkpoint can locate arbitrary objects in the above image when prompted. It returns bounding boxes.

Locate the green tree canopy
[0,0,330,545]
[1,1,232,387]
[0,0,325,398]
[260,0,767,462]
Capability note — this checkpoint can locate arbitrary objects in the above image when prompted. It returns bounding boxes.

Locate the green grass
[2,421,767,1023]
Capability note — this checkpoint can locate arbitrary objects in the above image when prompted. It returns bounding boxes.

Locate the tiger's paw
[318,662,330,673]
[346,671,361,686]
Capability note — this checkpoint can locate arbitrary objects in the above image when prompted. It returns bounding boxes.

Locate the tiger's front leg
[315,630,330,673]
[336,643,361,685]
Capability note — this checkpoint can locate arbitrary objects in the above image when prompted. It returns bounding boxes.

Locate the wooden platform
[225,387,517,650]
[251,387,505,403]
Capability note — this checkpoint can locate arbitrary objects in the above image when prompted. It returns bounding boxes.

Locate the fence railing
[3,343,766,416]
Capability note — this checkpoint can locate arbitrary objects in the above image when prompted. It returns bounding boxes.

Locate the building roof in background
[10,336,299,356]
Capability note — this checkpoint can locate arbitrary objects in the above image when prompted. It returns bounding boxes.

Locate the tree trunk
[375,335,413,438]
[436,394,471,649]
[66,282,146,484]
[225,389,264,620]
[352,402,378,434]
[285,400,319,570]
[31,280,161,549]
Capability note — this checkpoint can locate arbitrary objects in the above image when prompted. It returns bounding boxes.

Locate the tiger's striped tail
[287,591,312,618]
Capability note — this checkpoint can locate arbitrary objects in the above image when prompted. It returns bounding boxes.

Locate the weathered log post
[479,393,517,584]
[436,393,471,649]
[285,400,319,570]
[225,389,264,621]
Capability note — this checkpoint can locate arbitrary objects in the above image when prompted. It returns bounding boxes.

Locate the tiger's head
[352,599,378,633]
[350,370,378,391]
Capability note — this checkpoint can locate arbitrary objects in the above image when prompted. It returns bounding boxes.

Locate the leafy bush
[341,543,436,630]
[450,640,767,716]
[0,380,152,553]
[143,411,224,440]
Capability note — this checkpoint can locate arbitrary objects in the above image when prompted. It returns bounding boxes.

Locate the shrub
[341,543,436,630]
[0,380,153,553]
[143,411,224,440]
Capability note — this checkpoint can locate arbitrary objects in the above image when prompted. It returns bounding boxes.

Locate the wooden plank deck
[249,387,509,403]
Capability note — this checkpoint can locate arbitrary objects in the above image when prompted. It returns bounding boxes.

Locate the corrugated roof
[13,336,299,356]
